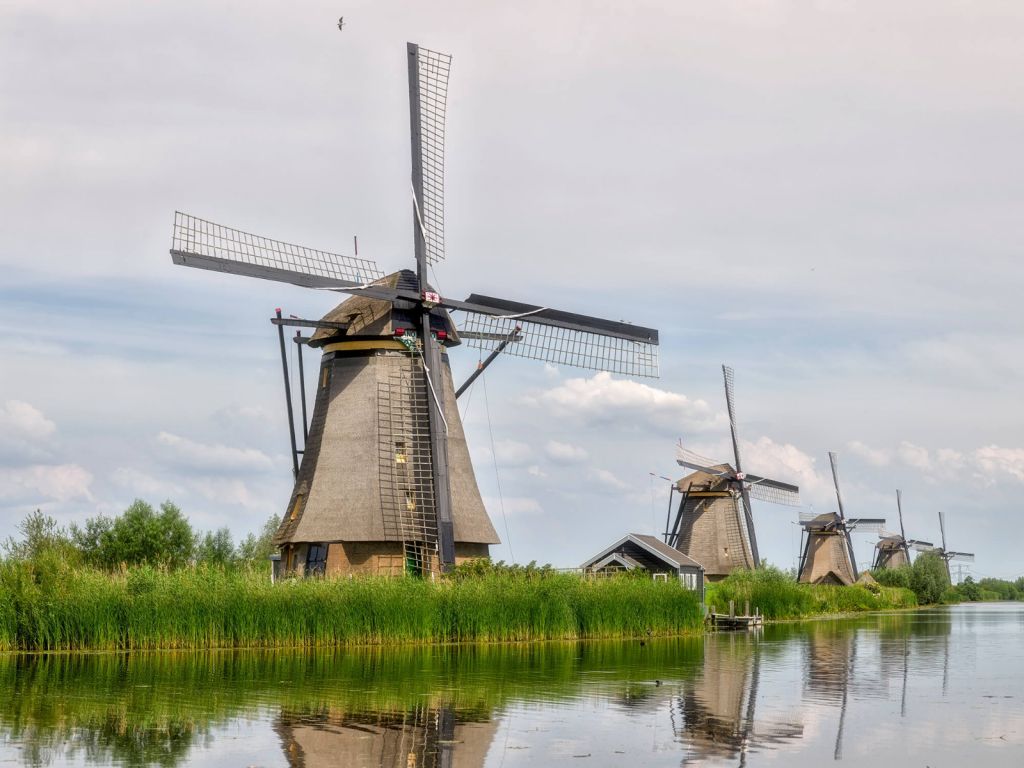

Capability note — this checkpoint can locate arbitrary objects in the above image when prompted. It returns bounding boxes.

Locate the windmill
[168,43,659,578]
[796,452,885,585]
[928,511,974,583]
[872,490,933,570]
[664,365,800,579]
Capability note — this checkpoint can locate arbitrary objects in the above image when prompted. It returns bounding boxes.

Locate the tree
[236,514,281,567]
[195,527,235,567]
[910,552,949,605]
[70,515,115,568]
[4,509,75,561]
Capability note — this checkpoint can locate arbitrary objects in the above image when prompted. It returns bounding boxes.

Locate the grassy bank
[0,562,703,651]
[705,567,917,620]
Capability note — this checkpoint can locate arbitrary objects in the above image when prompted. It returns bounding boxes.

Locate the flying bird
[337,16,345,31]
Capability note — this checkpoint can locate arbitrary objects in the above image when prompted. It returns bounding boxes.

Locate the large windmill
[797,452,885,585]
[169,43,659,578]
[664,365,800,579]
[928,511,974,583]
[872,490,932,570]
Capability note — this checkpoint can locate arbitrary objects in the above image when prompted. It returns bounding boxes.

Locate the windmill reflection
[679,633,802,765]
[275,703,496,768]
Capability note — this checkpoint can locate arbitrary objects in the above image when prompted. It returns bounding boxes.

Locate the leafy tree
[195,527,235,567]
[4,509,76,562]
[70,515,115,568]
[872,565,912,590]
[910,552,949,605]
[955,576,982,602]
[236,514,281,566]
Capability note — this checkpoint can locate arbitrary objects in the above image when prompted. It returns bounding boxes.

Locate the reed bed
[0,562,703,652]
[705,567,917,620]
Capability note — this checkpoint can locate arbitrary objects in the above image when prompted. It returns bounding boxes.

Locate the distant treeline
[3,503,280,571]
[871,553,1024,604]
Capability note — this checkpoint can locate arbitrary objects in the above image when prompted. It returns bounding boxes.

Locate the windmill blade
[847,517,886,533]
[674,446,731,477]
[457,297,659,378]
[938,510,948,551]
[828,451,846,519]
[723,365,743,472]
[896,489,907,541]
[907,539,934,551]
[744,475,801,507]
[408,43,451,266]
[170,212,384,290]
[947,551,975,562]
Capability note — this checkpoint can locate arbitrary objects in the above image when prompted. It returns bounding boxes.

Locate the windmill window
[289,494,304,521]
[306,544,328,577]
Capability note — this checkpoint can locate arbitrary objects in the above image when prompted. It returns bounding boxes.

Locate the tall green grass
[0,561,703,651]
[705,567,917,620]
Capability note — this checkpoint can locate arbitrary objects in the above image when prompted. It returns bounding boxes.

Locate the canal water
[1,603,1022,766]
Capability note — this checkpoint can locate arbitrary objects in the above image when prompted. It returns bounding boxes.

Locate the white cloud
[545,440,589,464]
[483,496,543,517]
[155,431,274,472]
[492,440,534,467]
[0,464,94,503]
[527,465,547,478]
[190,477,263,507]
[111,467,183,497]
[526,372,724,435]
[973,446,1024,484]
[847,440,891,467]
[588,467,630,492]
[0,400,56,441]
[741,436,831,502]
[897,441,932,470]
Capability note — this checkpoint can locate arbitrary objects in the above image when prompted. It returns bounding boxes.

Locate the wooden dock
[709,601,763,630]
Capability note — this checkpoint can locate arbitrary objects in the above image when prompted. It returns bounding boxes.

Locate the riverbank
[705,567,918,620]
[0,563,704,651]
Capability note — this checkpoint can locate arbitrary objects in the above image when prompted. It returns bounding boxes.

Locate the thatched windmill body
[872,490,932,570]
[169,43,659,578]
[797,452,884,585]
[664,366,801,580]
[928,511,974,583]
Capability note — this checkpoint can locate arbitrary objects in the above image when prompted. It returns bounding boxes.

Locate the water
[1,603,1022,766]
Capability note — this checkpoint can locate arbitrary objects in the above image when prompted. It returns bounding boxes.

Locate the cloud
[483,496,543,517]
[588,467,630,492]
[0,400,56,440]
[545,440,589,464]
[155,431,274,473]
[111,467,183,498]
[525,372,724,435]
[0,464,94,503]
[741,437,831,501]
[527,465,547,478]
[897,441,932,470]
[973,446,1024,484]
[847,440,891,467]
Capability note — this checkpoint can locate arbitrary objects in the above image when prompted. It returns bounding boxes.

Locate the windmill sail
[458,298,659,378]
[408,44,450,266]
[171,212,383,288]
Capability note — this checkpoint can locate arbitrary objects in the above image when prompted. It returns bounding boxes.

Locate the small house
[581,533,705,601]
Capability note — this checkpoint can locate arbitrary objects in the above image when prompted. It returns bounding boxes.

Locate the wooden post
[745,600,750,617]
[729,600,735,618]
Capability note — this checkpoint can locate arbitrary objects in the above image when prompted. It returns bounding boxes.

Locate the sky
[2,1,1023,578]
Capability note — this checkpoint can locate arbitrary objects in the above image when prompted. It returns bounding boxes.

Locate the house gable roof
[580,533,704,572]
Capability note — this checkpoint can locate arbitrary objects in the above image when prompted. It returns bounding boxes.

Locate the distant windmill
[872,490,932,570]
[928,511,974,583]
[169,43,659,578]
[665,365,801,579]
[796,452,885,585]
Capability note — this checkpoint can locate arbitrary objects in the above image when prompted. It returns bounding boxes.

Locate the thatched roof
[309,269,462,347]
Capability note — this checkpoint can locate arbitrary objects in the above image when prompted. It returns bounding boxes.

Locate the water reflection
[0,605,1021,767]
